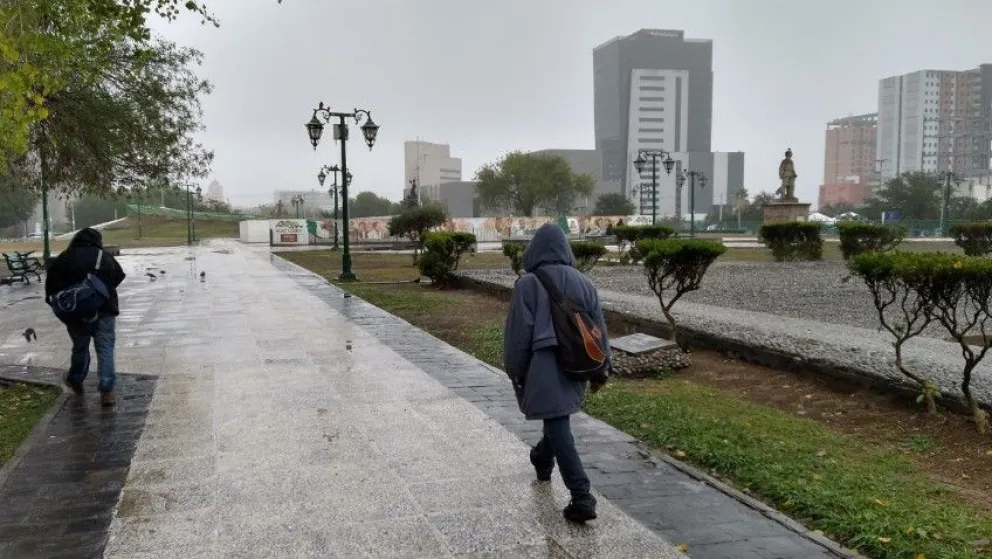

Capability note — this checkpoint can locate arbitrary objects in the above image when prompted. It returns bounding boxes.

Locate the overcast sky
[151,0,992,207]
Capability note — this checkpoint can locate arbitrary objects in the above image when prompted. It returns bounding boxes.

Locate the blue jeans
[66,315,117,392]
[531,415,591,497]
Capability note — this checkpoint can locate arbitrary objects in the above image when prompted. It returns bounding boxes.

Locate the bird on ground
[160,270,166,275]
[145,272,157,279]
[199,271,206,282]
[23,328,37,342]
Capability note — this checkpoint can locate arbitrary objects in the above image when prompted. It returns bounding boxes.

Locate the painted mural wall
[317,215,648,242]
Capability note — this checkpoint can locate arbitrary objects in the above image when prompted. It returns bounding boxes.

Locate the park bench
[2,251,43,285]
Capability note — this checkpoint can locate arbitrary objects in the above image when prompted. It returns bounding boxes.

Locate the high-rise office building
[404,141,462,202]
[877,64,992,181]
[593,29,713,194]
[819,113,877,208]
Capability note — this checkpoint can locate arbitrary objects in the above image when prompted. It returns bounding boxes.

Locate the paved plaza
[0,242,850,558]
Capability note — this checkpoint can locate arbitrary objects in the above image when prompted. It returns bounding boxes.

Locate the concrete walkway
[0,243,684,558]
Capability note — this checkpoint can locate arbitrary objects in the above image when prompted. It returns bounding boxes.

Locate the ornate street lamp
[632,150,675,225]
[305,102,379,281]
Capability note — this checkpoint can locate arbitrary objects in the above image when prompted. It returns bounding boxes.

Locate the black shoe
[530,448,553,482]
[563,495,597,523]
[64,377,84,395]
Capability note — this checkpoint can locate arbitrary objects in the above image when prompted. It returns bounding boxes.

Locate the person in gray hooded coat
[503,223,610,523]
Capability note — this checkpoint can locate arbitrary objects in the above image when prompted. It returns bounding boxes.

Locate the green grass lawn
[0,217,240,254]
[282,250,992,559]
[0,383,61,467]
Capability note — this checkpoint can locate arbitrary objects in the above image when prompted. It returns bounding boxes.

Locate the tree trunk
[660,303,684,351]
[961,363,989,434]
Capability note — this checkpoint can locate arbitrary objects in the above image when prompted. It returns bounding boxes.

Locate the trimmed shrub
[759,221,823,262]
[502,242,525,277]
[837,222,905,260]
[849,251,941,414]
[636,238,726,350]
[570,241,608,273]
[418,232,458,287]
[949,222,992,256]
[449,232,477,270]
[852,251,992,433]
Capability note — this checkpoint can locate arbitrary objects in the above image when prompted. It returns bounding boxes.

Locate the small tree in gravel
[570,241,607,273]
[502,242,525,277]
[759,221,823,262]
[925,254,992,434]
[949,222,992,256]
[637,238,726,350]
[837,222,905,260]
[850,252,941,414]
[387,204,448,263]
[449,232,477,270]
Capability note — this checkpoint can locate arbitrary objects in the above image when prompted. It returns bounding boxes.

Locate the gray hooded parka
[503,223,611,420]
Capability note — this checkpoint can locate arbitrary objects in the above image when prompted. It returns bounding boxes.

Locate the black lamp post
[317,165,350,250]
[187,184,202,244]
[305,102,379,281]
[681,170,708,237]
[633,150,675,225]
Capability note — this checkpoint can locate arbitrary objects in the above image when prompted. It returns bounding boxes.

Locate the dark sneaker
[563,495,597,523]
[100,390,117,407]
[64,377,84,395]
[529,448,553,482]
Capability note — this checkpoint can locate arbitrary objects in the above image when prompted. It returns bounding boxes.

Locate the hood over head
[69,227,104,249]
[523,223,575,273]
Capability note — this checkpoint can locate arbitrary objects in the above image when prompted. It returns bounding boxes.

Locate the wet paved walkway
[1,243,682,558]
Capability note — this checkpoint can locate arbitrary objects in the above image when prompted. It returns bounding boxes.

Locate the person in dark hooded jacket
[503,223,610,523]
[45,228,126,406]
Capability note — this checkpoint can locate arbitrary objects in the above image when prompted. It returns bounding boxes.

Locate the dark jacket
[45,228,126,316]
[503,223,611,420]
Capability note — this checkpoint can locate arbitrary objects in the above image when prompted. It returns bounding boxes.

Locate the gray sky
[151,0,992,207]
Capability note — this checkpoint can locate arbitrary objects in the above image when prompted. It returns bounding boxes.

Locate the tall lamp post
[681,170,708,237]
[318,165,352,250]
[291,194,305,218]
[186,184,202,245]
[633,150,675,225]
[305,102,379,281]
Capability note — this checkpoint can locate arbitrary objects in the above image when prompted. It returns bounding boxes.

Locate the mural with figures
[318,215,645,243]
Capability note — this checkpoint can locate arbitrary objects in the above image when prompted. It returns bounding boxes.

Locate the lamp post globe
[317,170,327,187]
[305,116,324,149]
[360,117,379,150]
[663,155,675,174]
[676,173,686,188]
[633,154,646,174]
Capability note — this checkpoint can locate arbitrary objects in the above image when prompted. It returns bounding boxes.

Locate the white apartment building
[877,65,992,181]
[404,141,462,202]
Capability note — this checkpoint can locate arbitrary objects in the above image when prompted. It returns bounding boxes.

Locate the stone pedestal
[762,201,811,223]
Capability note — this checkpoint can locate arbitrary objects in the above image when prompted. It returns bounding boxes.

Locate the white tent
[807,212,836,223]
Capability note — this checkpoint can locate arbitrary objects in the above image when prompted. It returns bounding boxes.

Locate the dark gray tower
[594,29,713,193]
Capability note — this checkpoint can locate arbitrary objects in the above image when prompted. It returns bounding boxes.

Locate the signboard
[271,219,308,246]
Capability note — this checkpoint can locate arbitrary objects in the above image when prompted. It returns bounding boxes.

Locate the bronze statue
[775,148,798,202]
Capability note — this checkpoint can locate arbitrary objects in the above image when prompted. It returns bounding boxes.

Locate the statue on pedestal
[775,148,798,202]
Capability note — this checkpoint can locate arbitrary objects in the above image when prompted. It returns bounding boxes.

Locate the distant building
[427,181,481,218]
[877,64,992,181]
[819,181,869,209]
[824,113,878,185]
[594,29,714,194]
[404,141,462,200]
[205,180,224,202]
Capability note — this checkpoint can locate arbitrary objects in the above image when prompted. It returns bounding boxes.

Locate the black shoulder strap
[531,268,564,304]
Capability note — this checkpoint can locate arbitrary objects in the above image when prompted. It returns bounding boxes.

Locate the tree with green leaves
[0,0,280,175]
[0,173,37,230]
[593,193,635,216]
[351,191,399,218]
[475,151,594,217]
[387,204,448,262]
[859,172,945,220]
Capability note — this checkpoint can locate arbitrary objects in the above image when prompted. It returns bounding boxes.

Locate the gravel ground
[458,267,992,408]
